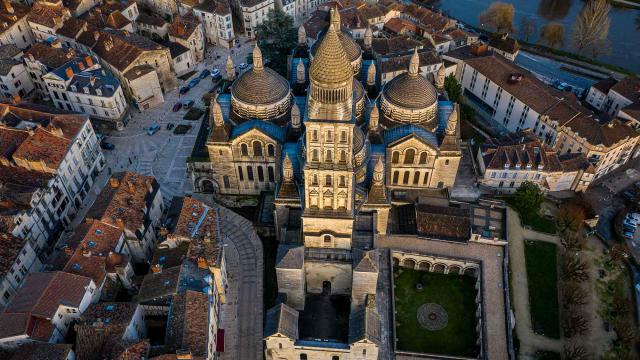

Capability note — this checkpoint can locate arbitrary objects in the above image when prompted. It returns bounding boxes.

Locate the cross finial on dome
[253,43,263,70]
[409,47,419,76]
[330,7,340,29]
[298,25,306,44]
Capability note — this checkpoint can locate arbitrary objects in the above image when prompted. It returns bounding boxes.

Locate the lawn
[506,198,557,234]
[524,240,560,339]
[393,267,479,357]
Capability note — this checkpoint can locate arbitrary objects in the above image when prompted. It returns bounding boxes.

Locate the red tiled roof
[0,126,29,160]
[12,127,71,171]
[169,15,199,40]
[610,76,640,101]
[0,2,31,30]
[0,231,26,280]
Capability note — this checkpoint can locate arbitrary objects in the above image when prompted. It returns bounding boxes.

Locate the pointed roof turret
[283,153,294,181]
[211,94,224,127]
[296,60,305,84]
[364,26,372,48]
[330,7,340,29]
[252,43,263,70]
[226,55,234,81]
[298,25,306,45]
[373,157,384,185]
[446,106,458,135]
[369,105,379,130]
[291,102,301,128]
[367,63,376,86]
[436,63,446,89]
[409,47,419,76]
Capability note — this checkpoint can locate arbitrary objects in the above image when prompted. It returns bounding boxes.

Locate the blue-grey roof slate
[230,119,285,142]
[383,124,438,148]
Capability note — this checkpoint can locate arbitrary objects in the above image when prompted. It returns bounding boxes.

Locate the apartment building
[0,271,96,349]
[193,0,235,48]
[26,0,71,42]
[169,14,205,63]
[0,1,35,49]
[586,76,640,128]
[42,55,130,130]
[0,102,105,258]
[165,41,194,76]
[240,0,274,38]
[136,13,169,41]
[0,232,42,308]
[477,130,594,193]
[0,44,35,98]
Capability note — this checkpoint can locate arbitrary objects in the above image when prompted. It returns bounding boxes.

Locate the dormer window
[96,88,102,96]
[515,163,521,170]
[504,163,510,169]
[538,164,544,170]
[526,163,532,169]
[83,87,89,94]
[70,85,77,92]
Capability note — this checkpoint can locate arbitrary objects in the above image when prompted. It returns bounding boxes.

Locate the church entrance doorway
[322,281,331,296]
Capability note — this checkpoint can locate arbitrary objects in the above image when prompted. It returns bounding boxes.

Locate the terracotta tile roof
[12,127,71,171]
[136,13,166,27]
[620,101,640,121]
[92,30,165,72]
[384,18,416,34]
[0,2,31,31]
[379,49,440,73]
[123,64,155,80]
[403,3,454,33]
[0,231,27,280]
[591,77,617,93]
[56,17,88,38]
[610,76,640,102]
[416,204,470,241]
[0,126,29,160]
[111,340,150,360]
[100,0,136,13]
[30,317,55,341]
[369,36,422,56]
[488,33,520,54]
[562,117,639,148]
[87,171,159,233]
[194,0,231,15]
[0,164,52,216]
[0,44,21,59]
[481,130,563,171]
[151,242,190,270]
[181,0,200,7]
[137,266,182,303]
[169,15,199,40]
[86,9,131,29]
[0,101,87,139]
[9,343,73,360]
[558,153,595,174]
[27,2,68,28]
[165,290,208,357]
[25,43,75,70]
[0,312,30,338]
[356,2,385,20]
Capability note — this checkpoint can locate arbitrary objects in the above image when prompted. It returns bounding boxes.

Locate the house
[193,0,235,48]
[0,271,96,349]
[74,302,147,359]
[136,13,169,41]
[164,41,194,76]
[24,41,78,95]
[587,76,640,128]
[585,77,617,111]
[26,1,71,42]
[384,17,417,36]
[84,8,135,33]
[62,0,99,17]
[0,232,42,309]
[8,342,74,360]
[487,33,520,61]
[239,0,274,38]
[122,65,165,110]
[477,130,594,193]
[377,48,440,85]
[0,102,105,259]
[0,44,35,98]
[0,1,35,50]
[86,172,164,263]
[168,14,205,63]
[42,55,130,130]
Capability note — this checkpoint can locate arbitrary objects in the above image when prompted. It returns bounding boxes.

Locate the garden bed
[524,240,560,339]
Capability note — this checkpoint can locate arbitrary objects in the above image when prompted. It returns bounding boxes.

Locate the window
[413,172,420,185]
[312,149,319,162]
[339,176,345,186]
[312,130,318,141]
[325,175,332,186]
[326,150,332,162]
[241,143,248,156]
[237,166,244,181]
[423,172,429,185]
[326,130,333,142]
[324,235,331,243]
[340,131,346,142]
[404,149,415,164]
[445,160,450,165]
[392,171,399,184]
[340,150,346,162]
[267,144,275,157]
[332,357,339,360]
[300,354,307,360]
[419,152,427,164]
[257,166,264,182]
[223,176,230,188]
[402,171,409,184]
[253,141,262,156]
[312,174,318,185]
[268,166,275,182]
[392,151,399,164]
[247,167,254,181]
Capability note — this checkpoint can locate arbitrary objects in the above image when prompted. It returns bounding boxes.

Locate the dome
[231,45,291,120]
[310,23,353,87]
[310,8,362,74]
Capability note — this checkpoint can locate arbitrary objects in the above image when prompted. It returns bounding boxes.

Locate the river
[436,0,640,74]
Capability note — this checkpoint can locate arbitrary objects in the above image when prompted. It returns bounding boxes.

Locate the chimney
[115,218,125,229]
[65,67,74,79]
[109,177,120,188]
[151,264,162,273]
[85,56,93,67]
[82,249,92,257]
[4,0,14,14]
[126,180,135,193]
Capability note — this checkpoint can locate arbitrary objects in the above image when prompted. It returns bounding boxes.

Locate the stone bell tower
[301,9,357,251]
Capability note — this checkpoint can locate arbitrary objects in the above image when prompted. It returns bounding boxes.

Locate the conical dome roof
[310,22,353,87]
[310,9,362,73]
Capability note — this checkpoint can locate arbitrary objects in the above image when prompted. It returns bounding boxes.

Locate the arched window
[325,175,332,186]
[300,354,307,360]
[312,149,319,162]
[324,235,331,243]
[247,166,254,181]
[253,141,262,156]
[423,172,429,185]
[268,166,275,182]
[326,150,332,162]
[419,152,428,164]
[392,151,399,164]
[404,149,415,164]
[223,176,230,188]
[392,171,399,184]
[257,166,264,182]
[403,171,409,184]
[240,143,248,156]
[413,172,420,185]
[237,166,244,181]
[267,144,275,157]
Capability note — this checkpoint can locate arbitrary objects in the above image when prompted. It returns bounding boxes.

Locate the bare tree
[563,343,590,360]
[479,2,515,33]
[557,202,587,234]
[571,0,611,56]
[562,282,588,308]
[562,309,590,337]
[561,253,589,282]
[540,22,565,48]
[518,16,536,42]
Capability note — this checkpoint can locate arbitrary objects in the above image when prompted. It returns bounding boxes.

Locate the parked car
[182,100,194,109]
[147,123,161,135]
[200,69,210,78]
[188,78,200,88]
[166,123,175,130]
[624,231,635,239]
[211,68,221,77]
[100,141,115,150]
[238,63,249,70]
[211,74,222,82]
[172,102,182,112]
[179,86,190,94]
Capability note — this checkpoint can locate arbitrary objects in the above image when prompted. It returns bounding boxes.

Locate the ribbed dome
[231,67,290,106]
[382,73,437,109]
[311,30,362,68]
[310,23,353,87]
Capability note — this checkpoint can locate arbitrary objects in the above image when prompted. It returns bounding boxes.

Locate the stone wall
[305,260,352,295]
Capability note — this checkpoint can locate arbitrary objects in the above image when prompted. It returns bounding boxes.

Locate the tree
[561,253,589,282]
[570,0,611,57]
[562,309,590,338]
[556,202,586,234]
[444,74,462,103]
[563,344,590,360]
[560,232,586,252]
[479,2,515,33]
[513,181,544,215]
[539,23,565,49]
[518,16,536,42]
[562,282,588,308]
[255,9,297,76]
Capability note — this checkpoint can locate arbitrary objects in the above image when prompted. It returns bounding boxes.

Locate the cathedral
[188,8,462,359]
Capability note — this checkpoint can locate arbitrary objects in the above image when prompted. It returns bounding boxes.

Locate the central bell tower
[302,10,357,250]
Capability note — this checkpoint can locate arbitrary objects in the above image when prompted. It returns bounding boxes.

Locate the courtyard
[393,267,479,357]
